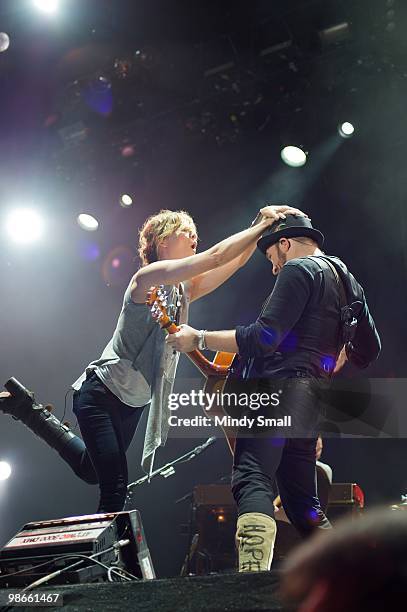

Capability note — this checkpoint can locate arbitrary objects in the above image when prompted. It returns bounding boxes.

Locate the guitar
[146,286,237,453]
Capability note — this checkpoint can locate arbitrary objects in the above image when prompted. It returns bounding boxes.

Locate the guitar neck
[146,288,230,378]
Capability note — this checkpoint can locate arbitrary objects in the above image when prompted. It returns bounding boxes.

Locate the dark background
[0,0,406,577]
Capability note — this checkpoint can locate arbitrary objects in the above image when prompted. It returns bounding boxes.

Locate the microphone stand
[124,438,216,510]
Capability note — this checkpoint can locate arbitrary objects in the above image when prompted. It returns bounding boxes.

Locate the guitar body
[202,352,237,454]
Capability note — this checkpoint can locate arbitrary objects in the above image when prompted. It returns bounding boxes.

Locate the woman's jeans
[71,371,146,513]
[231,375,332,537]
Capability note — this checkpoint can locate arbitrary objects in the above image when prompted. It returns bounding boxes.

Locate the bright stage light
[338,122,355,138]
[120,194,133,207]
[33,0,59,14]
[281,146,307,168]
[6,208,44,244]
[0,32,10,53]
[77,213,99,232]
[0,461,11,480]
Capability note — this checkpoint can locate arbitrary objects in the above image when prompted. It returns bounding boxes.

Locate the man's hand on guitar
[166,324,200,353]
[260,204,308,223]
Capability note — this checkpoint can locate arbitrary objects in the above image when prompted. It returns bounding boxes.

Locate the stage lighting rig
[77,213,99,231]
[281,145,307,167]
[338,122,355,138]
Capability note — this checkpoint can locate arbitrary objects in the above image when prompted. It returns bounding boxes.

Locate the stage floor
[0,571,296,611]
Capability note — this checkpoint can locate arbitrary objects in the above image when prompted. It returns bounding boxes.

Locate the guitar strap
[307,255,348,369]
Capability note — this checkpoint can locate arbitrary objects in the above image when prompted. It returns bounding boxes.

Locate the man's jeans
[231,376,332,536]
[72,372,146,513]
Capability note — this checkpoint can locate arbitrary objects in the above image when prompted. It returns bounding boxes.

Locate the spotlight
[0,461,11,480]
[6,209,44,244]
[77,213,99,232]
[33,0,59,14]
[0,32,10,53]
[120,194,133,207]
[338,122,355,138]
[281,146,307,168]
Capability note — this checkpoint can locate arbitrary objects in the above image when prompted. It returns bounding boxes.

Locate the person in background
[275,436,332,523]
[281,508,407,611]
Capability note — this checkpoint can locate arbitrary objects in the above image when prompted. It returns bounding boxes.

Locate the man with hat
[167,211,381,572]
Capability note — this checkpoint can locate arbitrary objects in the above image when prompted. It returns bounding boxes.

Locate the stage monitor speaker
[326,483,364,523]
[0,510,155,587]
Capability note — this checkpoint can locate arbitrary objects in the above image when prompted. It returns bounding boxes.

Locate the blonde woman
[2,204,304,513]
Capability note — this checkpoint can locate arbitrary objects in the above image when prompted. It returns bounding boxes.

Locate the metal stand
[124,437,216,510]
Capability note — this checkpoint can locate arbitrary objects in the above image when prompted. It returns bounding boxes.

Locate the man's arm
[234,262,312,358]
[188,205,308,302]
[166,326,238,353]
[166,262,312,354]
[131,218,272,302]
[187,244,256,303]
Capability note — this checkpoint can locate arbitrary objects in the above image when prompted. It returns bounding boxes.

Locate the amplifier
[0,510,155,587]
[191,486,236,574]
[187,482,365,573]
[193,485,234,507]
[328,483,365,506]
[326,482,365,523]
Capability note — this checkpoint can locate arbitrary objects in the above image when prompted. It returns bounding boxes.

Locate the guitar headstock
[146,286,173,329]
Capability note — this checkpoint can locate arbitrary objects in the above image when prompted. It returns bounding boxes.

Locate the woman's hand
[259,204,309,223]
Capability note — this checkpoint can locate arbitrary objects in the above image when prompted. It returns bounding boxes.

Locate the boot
[236,512,277,572]
[0,377,96,483]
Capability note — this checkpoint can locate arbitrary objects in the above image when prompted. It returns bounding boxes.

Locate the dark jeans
[72,372,146,513]
[231,376,331,537]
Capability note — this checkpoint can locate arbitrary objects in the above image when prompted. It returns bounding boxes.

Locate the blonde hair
[138,209,197,266]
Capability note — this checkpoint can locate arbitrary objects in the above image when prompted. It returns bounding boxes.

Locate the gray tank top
[72,281,189,475]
